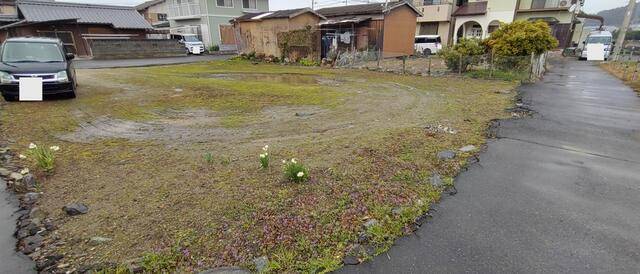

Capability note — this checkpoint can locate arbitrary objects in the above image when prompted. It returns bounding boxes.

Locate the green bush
[259,145,269,169]
[209,45,220,52]
[24,143,59,172]
[299,57,319,66]
[282,158,309,183]
[438,38,485,72]
[485,20,558,56]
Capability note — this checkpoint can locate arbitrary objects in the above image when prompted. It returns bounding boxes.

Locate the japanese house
[231,8,325,58]
[316,1,421,58]
[0,0,152,57]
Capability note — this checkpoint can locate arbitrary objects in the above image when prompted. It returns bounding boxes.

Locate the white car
[580,30,613,61]
[171,34,205,55]
[415,35,442,55]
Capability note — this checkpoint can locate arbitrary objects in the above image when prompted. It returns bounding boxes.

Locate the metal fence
[333,50,548,82]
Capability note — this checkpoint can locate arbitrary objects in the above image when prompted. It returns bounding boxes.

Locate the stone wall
[88,39,186,59]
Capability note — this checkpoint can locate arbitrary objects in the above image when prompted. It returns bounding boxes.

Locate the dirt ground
[0,60,517,272]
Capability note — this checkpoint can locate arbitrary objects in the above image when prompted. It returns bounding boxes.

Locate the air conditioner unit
[558,0,571,8]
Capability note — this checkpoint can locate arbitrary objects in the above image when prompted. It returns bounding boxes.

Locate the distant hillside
[585,3,640,27]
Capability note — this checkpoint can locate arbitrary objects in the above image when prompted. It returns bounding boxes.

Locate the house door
[219,25,236,46]
[551,23,571,48]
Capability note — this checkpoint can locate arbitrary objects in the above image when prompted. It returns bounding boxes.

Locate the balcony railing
[168,3,200,18]
[524,0,570,10]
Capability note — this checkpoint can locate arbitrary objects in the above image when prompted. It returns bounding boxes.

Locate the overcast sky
[64,0,628,14]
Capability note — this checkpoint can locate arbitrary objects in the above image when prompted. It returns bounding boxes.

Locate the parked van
[170,34,205,55]
[580,30,613,60]
[414,35,442,55]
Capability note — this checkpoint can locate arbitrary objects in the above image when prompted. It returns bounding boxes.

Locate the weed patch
[0,60,516,273]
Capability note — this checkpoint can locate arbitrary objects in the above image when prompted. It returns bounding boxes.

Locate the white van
[170,34,205,55]
[580,30,613,60]
[415,35,442,55]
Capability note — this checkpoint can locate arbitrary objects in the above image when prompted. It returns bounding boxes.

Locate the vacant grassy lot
[1,60,516,272]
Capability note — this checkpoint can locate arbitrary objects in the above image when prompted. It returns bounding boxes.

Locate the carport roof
[231,8,326,23]
[316,1,421,17]
[452,1,487,16]
[15,0,152,29]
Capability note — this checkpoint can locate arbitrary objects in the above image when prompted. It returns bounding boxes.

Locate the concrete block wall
[89,39,186,59]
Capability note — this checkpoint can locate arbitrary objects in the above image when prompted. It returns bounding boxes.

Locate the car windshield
[1,42,63,63]
[415,37,441,43]
[586,36,612,45]
[183,36,200,42]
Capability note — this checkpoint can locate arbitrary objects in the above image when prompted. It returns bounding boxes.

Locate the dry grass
[0,60,517,272]
[601,61,640,95]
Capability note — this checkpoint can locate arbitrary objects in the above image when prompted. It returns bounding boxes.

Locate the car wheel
[423,48,432,55]
[65,91,76,99]
[2,94,17,102]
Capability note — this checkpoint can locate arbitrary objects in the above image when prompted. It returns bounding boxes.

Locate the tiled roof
[16,0,152,29]
[452,1,487,16]
[316,1,421,18]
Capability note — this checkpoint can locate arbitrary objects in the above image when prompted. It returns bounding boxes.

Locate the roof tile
[17,0,152,29]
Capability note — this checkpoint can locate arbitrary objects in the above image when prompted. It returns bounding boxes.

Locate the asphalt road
[74,54,231,69]
[340,59,640,273]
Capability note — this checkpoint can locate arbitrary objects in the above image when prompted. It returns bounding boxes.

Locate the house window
[157,13,168,21]
[422,0,443,5]
[243,0,257,9]
[531,0,561,9]
[216,0,233,7]
[419,22,438,35]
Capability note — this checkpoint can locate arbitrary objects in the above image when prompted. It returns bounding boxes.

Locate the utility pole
[614,0,637,60]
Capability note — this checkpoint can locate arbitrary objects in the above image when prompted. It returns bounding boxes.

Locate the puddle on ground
[196,73,344,86]
[58,109,250,143]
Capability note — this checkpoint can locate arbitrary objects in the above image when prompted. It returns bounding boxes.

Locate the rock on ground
[459,145,477,152]
[62,203,89,216]
[437,150,456,160]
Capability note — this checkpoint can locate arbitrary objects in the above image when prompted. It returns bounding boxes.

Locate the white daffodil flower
[19,154,27,159]
[297,171,304,178]
[263,145,269,151]
[28,143,37,149]
[264,153,268,156]
[291,158,297,164]
[20,168,29,175]
[282,160,286,164]
[50,146,60,151]
[260,154,266,158]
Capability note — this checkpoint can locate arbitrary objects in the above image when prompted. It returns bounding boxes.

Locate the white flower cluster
[27,143,60,151]
[260,145,269,158]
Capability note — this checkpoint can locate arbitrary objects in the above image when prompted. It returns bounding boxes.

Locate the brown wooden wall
[382,5,418,57]
[234,13,320,57]
[551,23,571,48]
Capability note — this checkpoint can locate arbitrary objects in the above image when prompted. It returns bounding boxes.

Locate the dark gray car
[0,37,76,101]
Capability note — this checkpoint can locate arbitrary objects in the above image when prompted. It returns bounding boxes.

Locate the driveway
[74,54,231,69]
[340,59,640,272]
